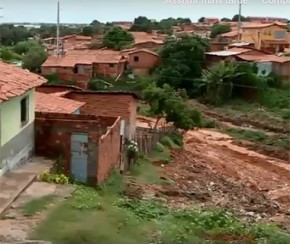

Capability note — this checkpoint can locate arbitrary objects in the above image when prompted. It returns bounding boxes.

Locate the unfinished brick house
[35,113,121,184]
[41,50,127,87]
[126,49,160,75]
[36,85,139,139]
[63,91,138,139]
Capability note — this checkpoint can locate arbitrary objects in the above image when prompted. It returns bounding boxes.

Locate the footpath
[0,157,53,215]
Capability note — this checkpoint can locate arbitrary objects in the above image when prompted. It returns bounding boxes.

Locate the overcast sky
[0,0,289,23]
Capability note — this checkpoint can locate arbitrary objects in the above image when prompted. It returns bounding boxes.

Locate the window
[20,96,29,127]
[73,65,79,74]
[109,63,115,68]
[274,31,286,39]
[133,56,139,62]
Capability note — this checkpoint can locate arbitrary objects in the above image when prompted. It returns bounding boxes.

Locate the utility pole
[237,2,242,42]
[56,1,60,57]
[0,7,3,45]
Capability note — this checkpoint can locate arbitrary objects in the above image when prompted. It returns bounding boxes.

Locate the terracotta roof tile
[237,54,290,63]
[42,50,125,67]
[0,61,47,103]
[127,48,158,56]
[35,92,85,113]
[131,32,164,44]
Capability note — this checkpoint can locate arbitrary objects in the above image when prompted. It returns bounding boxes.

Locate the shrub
[40,172,69,184]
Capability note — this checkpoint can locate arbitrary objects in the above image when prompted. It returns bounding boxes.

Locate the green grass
[21,195,57,216]
[30,184,290,244]
[29,135,290,243]
[225,128,290,149]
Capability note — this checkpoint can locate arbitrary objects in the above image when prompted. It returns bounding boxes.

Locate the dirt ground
[0,181,73,242]
[134,117,290,230]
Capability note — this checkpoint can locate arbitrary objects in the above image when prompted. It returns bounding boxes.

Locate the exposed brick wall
[64,92,137,138]
[92,62,126,77]
[128,51,160,75]
[97,117,121,183]
[35,112,120,183]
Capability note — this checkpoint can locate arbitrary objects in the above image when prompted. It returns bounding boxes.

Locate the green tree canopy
[210,24,231,38]
[22,45,48,72]
[143,82,201,131]
[155,35,208,97]
[102,26,134,50]
[198,17,205,23]
[232,14,248,21]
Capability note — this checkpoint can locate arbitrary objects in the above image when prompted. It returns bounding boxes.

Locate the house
[205,47,264,66]
[219,22,289,53]
[0,61,46,176]
[237,54,290,84]
[63,90,139,140]
[204,18,220,25]
[41,50,127,87]
[131,32,164,49]
[35,92,85,114]
[35,111,122,184]
[43,35,92,55]
[34,88,124,183]
[125,49,160,75]
[36,85,139,140]
[205,47,269,66]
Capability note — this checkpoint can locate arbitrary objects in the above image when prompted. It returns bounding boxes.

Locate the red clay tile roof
[242,22,287,29]
[0,61,47,103]
[35,92,85,113]
[127,48,158,56]
[221,30,239,38]
[131,32,164,44]
[42,50,125,67]
[237,54,290,63]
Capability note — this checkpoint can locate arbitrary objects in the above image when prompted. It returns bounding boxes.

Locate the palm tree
[200,60,243,105]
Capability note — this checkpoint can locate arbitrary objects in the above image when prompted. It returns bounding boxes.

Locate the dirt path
[135,116,290,228]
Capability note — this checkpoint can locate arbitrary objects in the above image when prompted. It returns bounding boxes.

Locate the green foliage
[22,44,48,72]
[210,24,231,38]
[143,82,202,131]
[155,35,208,96]
[40,172,69,185]
[13,40,41,55]
[232,14,248,21]
[258,87,290,109]
[129,16,190,33]
[103,26,134,50]
[0,46,22,61]
[200,61,239,105]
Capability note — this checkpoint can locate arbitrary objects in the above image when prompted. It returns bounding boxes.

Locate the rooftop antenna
[237,2,242,42]
[56,1,60,57]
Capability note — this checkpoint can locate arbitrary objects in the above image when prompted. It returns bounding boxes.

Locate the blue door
[70,133,88,182]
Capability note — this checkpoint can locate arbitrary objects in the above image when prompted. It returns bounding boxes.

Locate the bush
[154,142,165,152]
[40,172,69,184]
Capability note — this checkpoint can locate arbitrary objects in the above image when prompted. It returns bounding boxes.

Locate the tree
[198,17,205,23]
[221,17,231,21]
[200,61,242,104]
[143,82,201,132]
[130,16,153,32]
[155,35,208,97]
[22,45,48,72]
[210,24,231,38]
[13,40,41,55]
[102,26,133,50]
[232,14,248,21]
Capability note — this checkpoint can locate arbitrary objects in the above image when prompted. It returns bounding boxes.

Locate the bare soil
[132,117,290,230]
